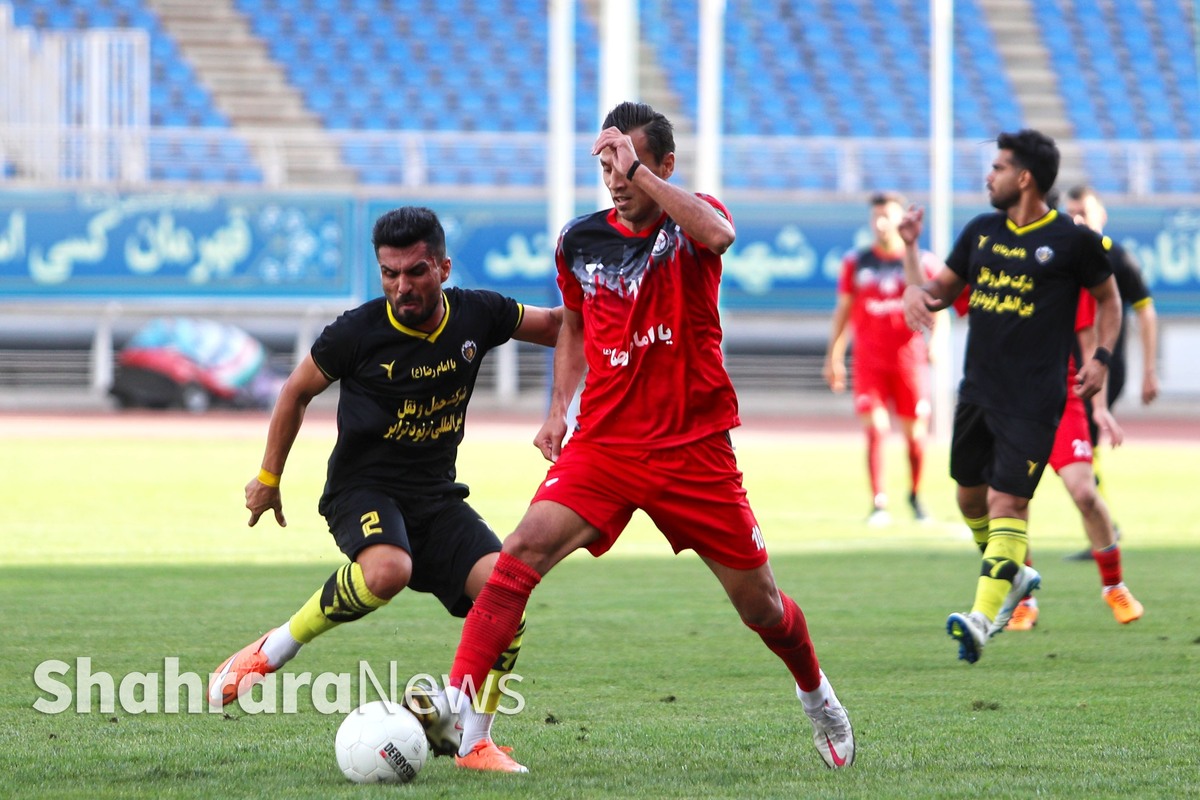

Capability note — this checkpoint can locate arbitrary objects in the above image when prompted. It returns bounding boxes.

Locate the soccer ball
[335,700,428,784]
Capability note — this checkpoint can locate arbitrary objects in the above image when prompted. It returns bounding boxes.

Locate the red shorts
[530,431,767,570]
[1049,392,1093,473]
[852,361,929,419]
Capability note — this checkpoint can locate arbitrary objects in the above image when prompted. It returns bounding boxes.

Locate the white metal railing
[0,6,149,183]
[2,124,1199,197]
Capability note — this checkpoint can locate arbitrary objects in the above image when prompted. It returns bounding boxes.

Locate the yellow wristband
[257,468,281,487]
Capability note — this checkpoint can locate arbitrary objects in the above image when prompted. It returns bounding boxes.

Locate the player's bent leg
[208,555,399,708]
[706,558,854,768]
[356,543,413,600]
[503,500,605,575]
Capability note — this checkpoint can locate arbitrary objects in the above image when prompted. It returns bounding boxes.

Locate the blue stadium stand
[1032,0,1200,192]
[5,0,1198,192]
[233,0,599,185]
[642,0,1024,192]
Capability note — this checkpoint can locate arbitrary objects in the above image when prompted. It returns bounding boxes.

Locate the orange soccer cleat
[454,739,529,773]
[1004,598,1039,632]
[207,629,276,708]
[1103,585,1144,624]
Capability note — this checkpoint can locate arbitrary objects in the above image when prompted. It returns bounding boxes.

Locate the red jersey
[838,246,937,370]
[1066,288,1095,382]
[555,195,739,447]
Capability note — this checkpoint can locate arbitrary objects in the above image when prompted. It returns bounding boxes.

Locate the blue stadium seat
[9,0,1200,190]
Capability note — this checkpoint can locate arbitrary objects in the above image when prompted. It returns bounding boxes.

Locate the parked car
[110,318,283,412]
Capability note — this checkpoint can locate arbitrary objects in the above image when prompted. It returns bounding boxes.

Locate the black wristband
[1093,346,1112,366]
[625,160,642,181]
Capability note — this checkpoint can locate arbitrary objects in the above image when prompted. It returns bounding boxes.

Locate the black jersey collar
[385,292,450,342]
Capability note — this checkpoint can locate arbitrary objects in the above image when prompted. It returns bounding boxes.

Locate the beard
[391,296,438,327]
[989,186,1019,211]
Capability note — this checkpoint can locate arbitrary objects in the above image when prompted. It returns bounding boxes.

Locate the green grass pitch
[1,414,1198,799]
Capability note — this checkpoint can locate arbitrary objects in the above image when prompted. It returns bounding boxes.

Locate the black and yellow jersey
[947,209,1111,423]
[310,288,523,507]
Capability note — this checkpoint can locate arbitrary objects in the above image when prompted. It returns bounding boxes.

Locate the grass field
[2,412,1198,799]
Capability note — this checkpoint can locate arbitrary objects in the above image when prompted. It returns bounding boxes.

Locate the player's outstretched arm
[903,270,964,332]
[534,307,585,463]
[512,304,564,348]
[245,355,332,527]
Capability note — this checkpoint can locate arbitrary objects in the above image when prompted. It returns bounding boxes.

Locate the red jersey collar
[606,208,668,237]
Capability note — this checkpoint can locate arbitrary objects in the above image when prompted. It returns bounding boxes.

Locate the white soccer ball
[335,700,428,784]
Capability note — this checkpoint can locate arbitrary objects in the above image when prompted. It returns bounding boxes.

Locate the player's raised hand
[898,205,924,245]
[591,127,638,175]
[533,414,569,463]
[245,476,286,527]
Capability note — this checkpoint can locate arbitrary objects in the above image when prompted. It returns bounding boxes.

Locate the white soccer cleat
[403,677,462,757]
[988,565,1042,638]
[798,677,855,769]
[947,611,990,664]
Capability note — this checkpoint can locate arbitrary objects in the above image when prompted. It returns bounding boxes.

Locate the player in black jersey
[900,130,1122,664]
[207,207,561,772]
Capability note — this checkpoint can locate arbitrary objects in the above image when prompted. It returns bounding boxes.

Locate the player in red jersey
[1003,290,1144,630]
[1061,185,1160,562]
[824,191,943,524]
[444,102,855,771]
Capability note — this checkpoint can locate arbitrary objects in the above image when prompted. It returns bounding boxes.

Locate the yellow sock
[479,614,526,714]
[287,562,389,644]
[963,514,990,553]
[972,517,1029,620]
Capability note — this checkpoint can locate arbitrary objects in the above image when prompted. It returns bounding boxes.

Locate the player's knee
[358,547,412,599]
[734,588,784,629]
[1070,484,1101,517]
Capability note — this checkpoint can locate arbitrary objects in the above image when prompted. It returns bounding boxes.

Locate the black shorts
[322,487,502,617]
[949,401,1057,500]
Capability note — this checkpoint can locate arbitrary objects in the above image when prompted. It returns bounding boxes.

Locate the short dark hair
[601,101,675,164]
[870,190,907,208]
[1065,184,1099,203]
[372,206,446,260]
[996,129,1059,196]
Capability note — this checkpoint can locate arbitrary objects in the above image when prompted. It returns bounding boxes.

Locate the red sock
[449,553,540,698]
[1093,545,1122,587]
[745,592,821,691]
[866,427,885,503]
[907,434,925,495]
